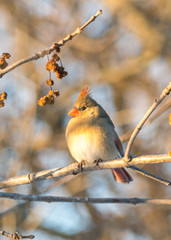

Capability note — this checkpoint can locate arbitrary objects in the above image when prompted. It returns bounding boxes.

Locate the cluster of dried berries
[38,43,67,107]
[38,89,60,106]
[0,92,7,108]
[46,54,67,80]
[0,53,11,69]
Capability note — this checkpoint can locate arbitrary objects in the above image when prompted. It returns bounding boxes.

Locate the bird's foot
[94,158,103,168]
[78,160,87,172]
[73,160,86,175]
[124,154,133,164]
[73,160,87,175]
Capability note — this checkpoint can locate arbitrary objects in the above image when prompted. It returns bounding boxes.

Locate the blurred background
[0,0,171,239]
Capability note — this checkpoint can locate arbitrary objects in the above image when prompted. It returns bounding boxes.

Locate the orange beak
[68,107,79,117]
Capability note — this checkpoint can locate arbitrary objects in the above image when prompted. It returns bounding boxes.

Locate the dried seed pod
[50,63,59,73]
[2,53,11,59]
[49,90,54,96]
[0,100,4,108]
[52,42,60,53]
[52,53,60,61]
[56,72,62,79]
[48,95,54,104]
[58,66,64,73]
[46,59,56,71]
[0,58,7,69]
[46,79,54,86]
[1,92,7,100]
[54,90,60,97]
[62,71,68,77]
[38,97,47,106]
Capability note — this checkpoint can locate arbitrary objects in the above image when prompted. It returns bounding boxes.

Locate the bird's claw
[72,160,87,175]
[78,160,86,172]
[94,158,103,168]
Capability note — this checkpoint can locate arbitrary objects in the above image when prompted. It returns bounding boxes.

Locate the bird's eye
[80,106,86,111]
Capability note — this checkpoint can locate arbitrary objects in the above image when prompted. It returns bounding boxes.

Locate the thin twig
[124,81,171,161]
[0,176,77,218]
[128,165,171,185]
[0,231,34,240]
[120,97,171,142]
[0,9,102,78]
[0,154,170,189]
[0,192,170,205]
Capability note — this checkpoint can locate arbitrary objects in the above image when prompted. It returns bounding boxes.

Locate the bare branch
[120,97,171,142]
[0,154,170,190]
[124,81,171,160]
[128,165,171,185]
[0,10,102,78]
[0,192,170,205]
[0,230,34,240]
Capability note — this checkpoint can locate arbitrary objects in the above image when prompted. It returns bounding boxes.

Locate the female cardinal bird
[66,86,133,183]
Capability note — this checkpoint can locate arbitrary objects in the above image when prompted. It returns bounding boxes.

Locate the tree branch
[120,97,171,142]
[0,192,170,205]
[0,9,102,78]
[124,81,171,160]
[128,165,171,185]
[0,154,170,189]
[0,230,34,240]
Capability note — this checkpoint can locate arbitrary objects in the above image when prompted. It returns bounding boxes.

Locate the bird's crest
[78,86,90,99]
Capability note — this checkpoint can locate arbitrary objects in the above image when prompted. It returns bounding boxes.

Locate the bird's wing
[113,129,124,157]
[98,104,124,157]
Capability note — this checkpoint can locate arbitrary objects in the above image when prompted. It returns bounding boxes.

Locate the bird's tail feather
[112,168,133,184]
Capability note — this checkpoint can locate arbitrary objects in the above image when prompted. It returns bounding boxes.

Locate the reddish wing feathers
[112,168,133,184]
[113,129,133,183]
[113,130,124,157]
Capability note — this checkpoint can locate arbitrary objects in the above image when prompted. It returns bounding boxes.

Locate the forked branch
[124,81,171,161]
[0,154,170,190]
[0,10,102,78]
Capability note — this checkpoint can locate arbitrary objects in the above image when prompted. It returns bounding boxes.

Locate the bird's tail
[112,168,133,184]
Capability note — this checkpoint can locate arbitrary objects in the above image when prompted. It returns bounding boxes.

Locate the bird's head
[68,86,98,118]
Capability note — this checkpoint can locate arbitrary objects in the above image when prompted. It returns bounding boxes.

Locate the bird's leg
[73,160,87,175]
[94,158,103,168]
[78,160,87,172]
